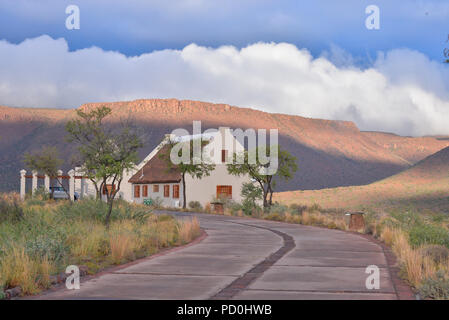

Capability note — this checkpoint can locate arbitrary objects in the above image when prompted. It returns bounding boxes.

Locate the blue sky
[0,1,449,135]
[1,0,448,61]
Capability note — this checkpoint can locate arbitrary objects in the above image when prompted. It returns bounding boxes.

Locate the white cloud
[0,35,449,136]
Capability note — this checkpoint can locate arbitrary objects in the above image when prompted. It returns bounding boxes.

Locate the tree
[23,146,66,199]
[240,182,263,215]
[160,139,215,209]
[227,145,297,208]
[66,106,143,227]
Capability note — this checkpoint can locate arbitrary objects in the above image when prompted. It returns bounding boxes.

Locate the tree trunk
[105,198,114,229]
[268,185,274,206]
[182,172,187,209]
[262,189,268,208]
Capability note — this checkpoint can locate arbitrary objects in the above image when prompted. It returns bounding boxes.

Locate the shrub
[269,203,288,214]
[33,186,50,201]
[227,201,243,215]
[0,194,24,223]
[419,271,449,300]
[289,203,308,215]
[420,245,449,264]
[188,201,202,211]
[309,203,323,212]
[150,197,164,209]
[240,183,262,215]
[264,212,284,221]
[409,224,449,248]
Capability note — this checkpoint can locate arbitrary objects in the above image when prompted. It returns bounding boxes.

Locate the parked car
[50,186,79,200]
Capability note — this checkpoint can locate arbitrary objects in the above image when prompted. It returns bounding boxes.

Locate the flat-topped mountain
[1,99,448,192]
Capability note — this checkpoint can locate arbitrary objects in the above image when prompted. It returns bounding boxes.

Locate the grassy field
[0,193,201,297]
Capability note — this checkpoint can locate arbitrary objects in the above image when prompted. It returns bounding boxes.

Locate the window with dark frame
[153,184,159,192]
[142,185,148,197]
[221,149,228,163]
[164,185,170,198]
[134,185,141,198]
[173,185,179,199]
[216,185,232,199]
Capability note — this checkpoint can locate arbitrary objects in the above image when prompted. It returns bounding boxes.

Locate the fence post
[68,169,75,201]
[32,170,38,196]
[20,169,26,200]
[57,170,63,187]
[44,174,50,192]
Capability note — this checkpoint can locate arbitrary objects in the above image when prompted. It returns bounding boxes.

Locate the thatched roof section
[128,145,181,184]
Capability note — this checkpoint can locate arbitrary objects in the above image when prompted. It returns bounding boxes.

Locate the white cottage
[126,127,250,208]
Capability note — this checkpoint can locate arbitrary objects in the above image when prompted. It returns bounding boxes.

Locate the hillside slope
[1,99,448,192]
[275,146,449,213]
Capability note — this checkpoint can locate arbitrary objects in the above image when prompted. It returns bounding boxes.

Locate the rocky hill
[1,99,448,192]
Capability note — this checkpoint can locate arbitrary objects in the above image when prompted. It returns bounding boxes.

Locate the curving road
[35,212,402,300]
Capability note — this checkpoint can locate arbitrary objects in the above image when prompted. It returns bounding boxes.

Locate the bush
[264,212,284,221]
[309,203,323,212]
[289,203,308,215]
[409,224,449,248]
[188,201,202,211]
[420,245,449,264]
[240,183,262,215]
[56,199,151,224]
[150,197,164,209]
[33,186,50,201]
[242,200,256,215]
[269,203,288,214]
[419,271,449,300]
[0,194,24,223]
[227,201,243,215]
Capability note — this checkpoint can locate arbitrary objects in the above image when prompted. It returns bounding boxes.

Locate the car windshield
[51,187,64,191]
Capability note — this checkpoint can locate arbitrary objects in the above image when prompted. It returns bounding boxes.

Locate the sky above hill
[0,0,449,136]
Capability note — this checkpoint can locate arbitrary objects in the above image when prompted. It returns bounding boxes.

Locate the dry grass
[0,196,201,296]
[0,247,51,295]
[177,217,201,245]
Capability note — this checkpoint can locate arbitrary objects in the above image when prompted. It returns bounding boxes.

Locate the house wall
[184,164,250,207]
[132,182,183,207]
[183,128,251,207]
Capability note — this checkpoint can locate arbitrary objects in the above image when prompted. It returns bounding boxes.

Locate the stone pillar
[31,170,38,196]
[68,169,75,201]
[80,177,85,199]
[44,175,50,192]
[20,169,26,200]
[57,170,63,187]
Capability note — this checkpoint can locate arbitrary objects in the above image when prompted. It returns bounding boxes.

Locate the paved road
[36,212,398,300]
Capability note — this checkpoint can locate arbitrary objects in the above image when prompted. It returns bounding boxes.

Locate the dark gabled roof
[128,145,181,184]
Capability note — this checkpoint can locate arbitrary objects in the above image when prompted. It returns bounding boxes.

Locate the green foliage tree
[160,138,215,209]
[66,106,143,227]
[227,145,297,208]
[23,146,65,199]
[240,182,263,215]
